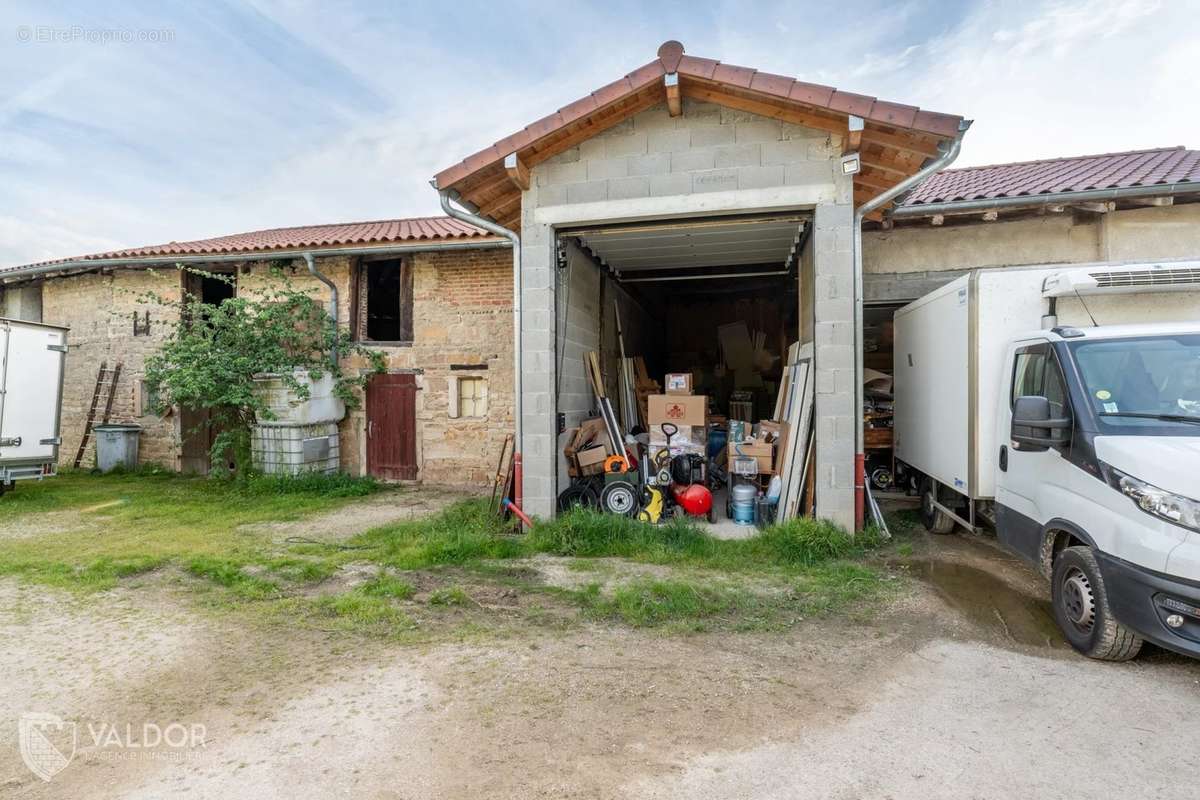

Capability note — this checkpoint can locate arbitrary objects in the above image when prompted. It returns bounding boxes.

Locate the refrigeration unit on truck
[893,260,1200,661]
[0,318,68,493]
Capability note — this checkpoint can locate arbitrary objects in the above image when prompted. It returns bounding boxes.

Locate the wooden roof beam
[844,115,863,155]
[665,73,682,117]
[682,84,846,136]
[860,127,941,159]
[504,153,529,192]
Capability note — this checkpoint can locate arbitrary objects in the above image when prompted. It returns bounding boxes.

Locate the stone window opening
[355,257,413,344]
[448,375,487,419]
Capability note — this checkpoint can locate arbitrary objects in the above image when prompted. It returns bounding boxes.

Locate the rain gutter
[851,119,971,530]
[890,181,1199,218]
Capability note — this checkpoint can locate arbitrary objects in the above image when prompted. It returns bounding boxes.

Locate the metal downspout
[436,187,523,514]
[851,120,971,529]
[303,253,339,369]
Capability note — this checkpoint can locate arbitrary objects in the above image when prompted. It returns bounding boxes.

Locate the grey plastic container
[94,424,141,472]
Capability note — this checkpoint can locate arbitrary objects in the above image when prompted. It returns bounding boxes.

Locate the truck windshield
[1069,334,1200,433]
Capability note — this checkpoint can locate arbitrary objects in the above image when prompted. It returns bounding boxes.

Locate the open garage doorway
[553,212,812,534]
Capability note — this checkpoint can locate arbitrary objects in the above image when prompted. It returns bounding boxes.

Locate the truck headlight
[1103,463,1200,533]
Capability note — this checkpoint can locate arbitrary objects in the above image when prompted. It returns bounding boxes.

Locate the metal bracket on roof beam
[844,115,864,155]
[664,73,682,117]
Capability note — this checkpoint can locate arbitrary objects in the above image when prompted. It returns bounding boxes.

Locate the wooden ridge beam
[664,73,681,117]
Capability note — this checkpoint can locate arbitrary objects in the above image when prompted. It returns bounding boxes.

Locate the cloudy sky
[1,0,1196,267]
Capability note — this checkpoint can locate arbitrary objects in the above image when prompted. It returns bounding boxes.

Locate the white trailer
[0,318,68,491]
[893,260,1200,661]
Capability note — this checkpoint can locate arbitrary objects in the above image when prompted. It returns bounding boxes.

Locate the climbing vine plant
[140,265,384,474]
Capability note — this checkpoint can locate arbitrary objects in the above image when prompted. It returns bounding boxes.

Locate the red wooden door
[366,373,418,480]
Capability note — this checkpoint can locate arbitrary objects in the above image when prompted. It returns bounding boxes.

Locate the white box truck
[894,260,1200,661]
[0,318,68,492]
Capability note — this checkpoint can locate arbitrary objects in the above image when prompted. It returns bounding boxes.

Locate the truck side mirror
[1011,395,1071,451]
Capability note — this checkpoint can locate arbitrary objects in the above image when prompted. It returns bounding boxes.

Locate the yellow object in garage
[638,487,665,523]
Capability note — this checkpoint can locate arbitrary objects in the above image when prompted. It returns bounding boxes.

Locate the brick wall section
[26,246,513,488]
[40,269,182,469]
[220,250,514,487]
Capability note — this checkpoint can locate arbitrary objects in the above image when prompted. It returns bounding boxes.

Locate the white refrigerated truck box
[0,318,68,484]
[893,260,1200,501]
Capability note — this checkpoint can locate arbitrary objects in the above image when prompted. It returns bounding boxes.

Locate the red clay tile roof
[434,40,965,228]
[900,147,1200,208]
[7,216,495,273]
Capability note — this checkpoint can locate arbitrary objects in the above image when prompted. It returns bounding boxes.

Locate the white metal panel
[898,261,1200,501]
[893,276,971,495]
[569,216,804,273]
[0,319,67,463]
[972,270,1053,498]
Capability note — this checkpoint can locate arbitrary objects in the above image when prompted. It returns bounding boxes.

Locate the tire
[557,483,599,513]
[919,478,956,534]
[600,481,639,518]
[1051,546,1143,661]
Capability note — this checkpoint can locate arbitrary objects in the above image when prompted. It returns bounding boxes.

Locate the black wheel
[600,481,639,518]
[919,478,956,534]
[1051,546,1143,661]
[557,483,599,513]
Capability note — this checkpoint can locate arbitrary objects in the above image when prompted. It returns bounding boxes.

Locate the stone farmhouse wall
[20,246,513,488]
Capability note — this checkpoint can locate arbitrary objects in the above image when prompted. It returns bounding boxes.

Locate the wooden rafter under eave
[504,153,529,191]
[844,115,863,155]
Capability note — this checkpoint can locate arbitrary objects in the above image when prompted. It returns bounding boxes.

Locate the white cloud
[1,0,1196,268]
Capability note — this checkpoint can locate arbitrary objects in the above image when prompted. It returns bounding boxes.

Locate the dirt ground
[3,505,1199,798]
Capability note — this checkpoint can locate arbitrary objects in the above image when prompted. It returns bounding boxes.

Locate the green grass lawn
[0,471,901,637]
[0,469,379,589]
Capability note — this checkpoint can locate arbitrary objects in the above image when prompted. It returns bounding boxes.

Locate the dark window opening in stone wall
[199,271,235,305]
[363,258,412,343]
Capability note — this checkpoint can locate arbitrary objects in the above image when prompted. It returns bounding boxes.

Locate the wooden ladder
[73,361,123,468]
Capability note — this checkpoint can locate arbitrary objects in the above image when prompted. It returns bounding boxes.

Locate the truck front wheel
[919,478,956,534]
[1052,546,1143,661]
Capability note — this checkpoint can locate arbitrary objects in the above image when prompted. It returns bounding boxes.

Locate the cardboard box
[648,394,706,427]
[728,438,774,473]
[575,444,609,475]
[664,372,693,395]
[649,423,706,458]
[564,418,610,477]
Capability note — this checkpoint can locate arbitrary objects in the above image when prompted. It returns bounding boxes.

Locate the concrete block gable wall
[520,99,857,528]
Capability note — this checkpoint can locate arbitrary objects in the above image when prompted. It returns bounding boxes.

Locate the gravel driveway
[2,529,1197,799]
